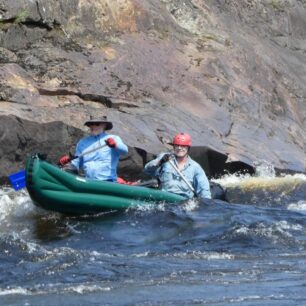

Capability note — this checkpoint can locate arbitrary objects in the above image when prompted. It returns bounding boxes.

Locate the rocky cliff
[1,0,306,182]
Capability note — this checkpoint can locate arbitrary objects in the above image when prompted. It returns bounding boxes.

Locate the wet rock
[0,0,306,183]
[0,64,39,104]
[0,47,17,63]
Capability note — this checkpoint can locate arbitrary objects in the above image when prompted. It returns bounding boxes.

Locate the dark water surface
[1,173,306,305]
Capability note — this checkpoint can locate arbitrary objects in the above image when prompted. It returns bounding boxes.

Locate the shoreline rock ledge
[1,0,306,183]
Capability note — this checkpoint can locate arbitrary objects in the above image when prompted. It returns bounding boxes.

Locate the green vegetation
[15,10,29,23]
[270,0,285,11]
[202,34,218,42]
[0,9,29,27]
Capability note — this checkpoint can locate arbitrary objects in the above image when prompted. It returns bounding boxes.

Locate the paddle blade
[8,170,26,191]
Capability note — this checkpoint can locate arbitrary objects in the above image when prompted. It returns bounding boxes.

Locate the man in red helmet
[144,133,211,199]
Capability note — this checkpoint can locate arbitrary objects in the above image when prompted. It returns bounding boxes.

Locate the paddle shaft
[168,158,196,195]
[71,143,108,160]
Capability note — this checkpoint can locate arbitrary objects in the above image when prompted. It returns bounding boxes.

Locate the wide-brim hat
[84,115,113,130]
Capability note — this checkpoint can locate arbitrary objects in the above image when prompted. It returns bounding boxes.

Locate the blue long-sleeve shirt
[71,132,128,181]
[144,153,211,199]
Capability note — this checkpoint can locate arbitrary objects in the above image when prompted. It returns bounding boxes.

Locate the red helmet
[172,133,192,146]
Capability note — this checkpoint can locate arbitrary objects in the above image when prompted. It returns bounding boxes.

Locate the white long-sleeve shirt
[71,132,128,181]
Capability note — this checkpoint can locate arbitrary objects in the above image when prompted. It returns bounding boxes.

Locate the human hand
[105,137,117,148]
[59,155,71,166]
[158,153,172,166]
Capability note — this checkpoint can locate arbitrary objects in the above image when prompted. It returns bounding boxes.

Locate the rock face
[0,0,306,182]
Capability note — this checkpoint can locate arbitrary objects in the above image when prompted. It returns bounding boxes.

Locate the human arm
[59,155,71,166]
[70,142,83,171]
[105,136,128,155]
[193,165,211,199]
[58,153,78,173]
[144,153,171,177]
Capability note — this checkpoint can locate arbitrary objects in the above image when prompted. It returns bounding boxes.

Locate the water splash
[253,160,275,177]
[0,188,35,223]
[212,161,306,205]
[288,200,306,211]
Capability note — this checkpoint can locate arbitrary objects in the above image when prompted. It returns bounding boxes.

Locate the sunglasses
[87,123,102,127]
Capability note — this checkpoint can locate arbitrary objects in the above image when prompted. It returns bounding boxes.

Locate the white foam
[0,188,36,222]
[128,201,166,212]
[212,159,276,187]
[212,173,252,186]
[233,220,302,241]
[172,250,234,260]
[68,284,111,294]
[0,287,29,296]
[288,200,306,211]
[213,161,306,191]
[283,173,306,181]
[229,294,285,303]
[0,283,111,297]
[181,199,199,211]
[0,194,15,222]
[216,174,306,194]
[132,251,150,258]
[275,220,302,231]
[253,160,275,177]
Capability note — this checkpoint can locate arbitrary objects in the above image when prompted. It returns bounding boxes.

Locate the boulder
[0,0,306,183]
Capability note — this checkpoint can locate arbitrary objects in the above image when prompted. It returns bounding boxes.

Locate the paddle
[8,143,108,191]
[70,143,107,160]
[8,169,26,191]
[167,157,196,195]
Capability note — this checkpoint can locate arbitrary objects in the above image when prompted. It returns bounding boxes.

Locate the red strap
[117,177,137,185]
[117,177,127,184]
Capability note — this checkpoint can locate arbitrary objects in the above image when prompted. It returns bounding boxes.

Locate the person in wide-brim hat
[84,115,113,131]
[58,114,128,181]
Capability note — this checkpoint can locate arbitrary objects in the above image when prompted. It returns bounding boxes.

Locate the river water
[1,168,306,305]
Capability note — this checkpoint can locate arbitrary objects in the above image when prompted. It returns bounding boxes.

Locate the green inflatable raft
[25,154,185,214]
